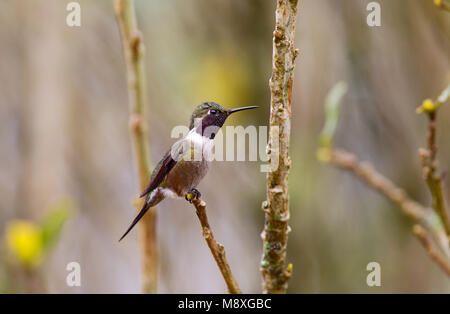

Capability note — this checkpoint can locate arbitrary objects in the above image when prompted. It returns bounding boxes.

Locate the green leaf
[40,198,73,249]
[319,81,348,148]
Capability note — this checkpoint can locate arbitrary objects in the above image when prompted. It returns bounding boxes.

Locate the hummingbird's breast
[164,159,210,197]
[164,130,213,197]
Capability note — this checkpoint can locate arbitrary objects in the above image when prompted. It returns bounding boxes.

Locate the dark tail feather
[119,197,151,242]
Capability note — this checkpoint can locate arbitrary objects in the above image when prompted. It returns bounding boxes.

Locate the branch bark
[261,0,299,294]
[114,0,158,293]
[191,198,241,294]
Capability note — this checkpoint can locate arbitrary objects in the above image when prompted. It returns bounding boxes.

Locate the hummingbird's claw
[185,188,201,203]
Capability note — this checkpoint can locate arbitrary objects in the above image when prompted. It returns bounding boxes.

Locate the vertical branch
[261,0,299,294]
[114,0,158,293]
[420,111,450,237]
[191,198,241,294]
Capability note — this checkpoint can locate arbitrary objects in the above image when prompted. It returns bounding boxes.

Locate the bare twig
[261,0,299,294]
[327,149,450,275]
[329,149,426,222]
[191,198,241,294]
[318,82,450,277]
[413,225,450,276]
[420,111,450,236]
[416,86,450,237]
[114,0,158,293]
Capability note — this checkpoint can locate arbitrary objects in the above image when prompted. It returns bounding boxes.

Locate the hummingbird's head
[189,102,258,138]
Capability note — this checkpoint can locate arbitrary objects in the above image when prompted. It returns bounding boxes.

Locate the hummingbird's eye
[209,109,217,115]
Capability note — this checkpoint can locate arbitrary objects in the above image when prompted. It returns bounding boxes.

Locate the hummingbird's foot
[185,188,201,203]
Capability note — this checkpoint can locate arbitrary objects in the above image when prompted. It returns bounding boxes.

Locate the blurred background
[0,0,449,293]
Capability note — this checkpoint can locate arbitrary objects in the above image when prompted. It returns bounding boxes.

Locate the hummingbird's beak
[227,106,259,115]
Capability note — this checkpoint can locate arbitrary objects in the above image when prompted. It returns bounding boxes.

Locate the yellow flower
[434,0,442,7]
[416,98,435,114]
[5,220,43,268]
[423,99,435,111]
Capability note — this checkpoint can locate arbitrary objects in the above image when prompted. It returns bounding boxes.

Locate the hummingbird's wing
[119,144,182,241]
[139,150,177,198]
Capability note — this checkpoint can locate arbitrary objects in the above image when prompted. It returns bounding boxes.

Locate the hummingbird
[119,102,258,241]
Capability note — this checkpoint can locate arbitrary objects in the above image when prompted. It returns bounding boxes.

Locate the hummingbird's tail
[119,195,151,242]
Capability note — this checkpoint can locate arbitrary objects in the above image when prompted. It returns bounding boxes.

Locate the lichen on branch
[261,0,299,294]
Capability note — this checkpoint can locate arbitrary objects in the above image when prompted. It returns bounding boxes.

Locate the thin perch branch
[261,0,299,294]
[191,198,241,294]
[114,0,158,293]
